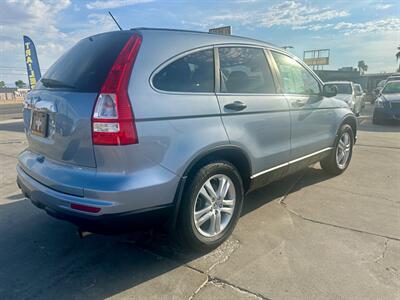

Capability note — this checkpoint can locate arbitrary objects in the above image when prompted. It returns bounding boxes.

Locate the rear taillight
[71,203,101,213]
[92,34,142,145]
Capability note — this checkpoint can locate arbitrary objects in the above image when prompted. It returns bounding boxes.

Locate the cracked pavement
[0,104,399,299]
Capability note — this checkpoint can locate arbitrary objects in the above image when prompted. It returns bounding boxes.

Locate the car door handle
[224,101,247,111]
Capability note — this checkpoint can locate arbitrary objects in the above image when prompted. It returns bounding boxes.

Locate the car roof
[325,81,353,84]
[132,27,280,49]
[385,80,400,84]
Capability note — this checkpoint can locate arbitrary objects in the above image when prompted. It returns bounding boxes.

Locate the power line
[0,65,48,71]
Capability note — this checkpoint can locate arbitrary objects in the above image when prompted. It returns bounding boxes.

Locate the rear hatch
[23,31,135,168]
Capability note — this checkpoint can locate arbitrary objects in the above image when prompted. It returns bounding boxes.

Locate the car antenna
[108,11,123,31]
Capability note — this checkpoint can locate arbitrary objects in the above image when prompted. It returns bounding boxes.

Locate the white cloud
[374,3,393,10]
[0,40,19,51]
[259,1,349,28]
[334,18,400,35]
[198,1,349,30]
[234,0,259,3]
[86,0,153,10]
[293,23,334,31]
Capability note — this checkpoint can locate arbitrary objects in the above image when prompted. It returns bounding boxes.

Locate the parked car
[373,80,400,124]
[376,79,386,91]
[324,81,363,116]
[353,83,366,110]
[373,79,387,103]
[17,29,357,250]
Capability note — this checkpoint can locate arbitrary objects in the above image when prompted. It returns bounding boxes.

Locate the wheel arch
[340,114,357,143]
[167,145,252,231]
[182,145,252,192]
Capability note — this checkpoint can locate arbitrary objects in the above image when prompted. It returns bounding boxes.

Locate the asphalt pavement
[0,103,23,121]
[0,103,399,299]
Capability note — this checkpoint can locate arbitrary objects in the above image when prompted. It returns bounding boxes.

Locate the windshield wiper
[40,78,75,89]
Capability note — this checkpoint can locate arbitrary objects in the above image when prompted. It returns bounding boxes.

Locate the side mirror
[322,85,337,98]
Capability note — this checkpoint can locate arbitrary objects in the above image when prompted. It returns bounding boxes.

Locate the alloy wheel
[336,132,351,169]
[193,174,236,237]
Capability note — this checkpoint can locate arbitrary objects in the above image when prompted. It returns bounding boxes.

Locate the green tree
[15,80,26,88]
[0,81,5,88]
[396,45,400,72]
[357,60,368,75]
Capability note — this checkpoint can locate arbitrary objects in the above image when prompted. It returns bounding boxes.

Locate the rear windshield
[326,83,352,94]
[36,31,134,92]
[382,82,400,94]
[387,77,400,82]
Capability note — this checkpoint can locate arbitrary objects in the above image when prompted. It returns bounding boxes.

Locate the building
[0,88,29,102]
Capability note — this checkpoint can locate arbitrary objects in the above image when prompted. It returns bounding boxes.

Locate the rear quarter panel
[126,31,230,175]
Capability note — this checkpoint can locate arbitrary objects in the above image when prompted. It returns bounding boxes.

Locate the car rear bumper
[17,164,175,233]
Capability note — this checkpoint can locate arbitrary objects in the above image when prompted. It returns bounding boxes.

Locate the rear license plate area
[30,110,48,137]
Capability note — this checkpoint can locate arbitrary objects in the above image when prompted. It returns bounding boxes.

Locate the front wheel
[176,161,243,251]
[320,124,354,175]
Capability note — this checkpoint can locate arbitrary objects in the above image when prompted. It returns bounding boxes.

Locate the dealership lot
[0,104,399,299]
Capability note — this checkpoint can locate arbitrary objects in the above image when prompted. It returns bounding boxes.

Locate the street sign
[209,26,231,35]
[303,49,330,70]
[304,57,329,66]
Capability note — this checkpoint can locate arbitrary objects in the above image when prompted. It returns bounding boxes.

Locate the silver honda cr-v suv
[17,28,356,250]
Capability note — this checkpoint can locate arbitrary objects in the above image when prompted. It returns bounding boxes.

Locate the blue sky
[0,0,399,86]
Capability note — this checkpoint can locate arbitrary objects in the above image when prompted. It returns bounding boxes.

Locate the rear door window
[153,49,214,93]
[218,47,276,94]
[36,31,134,93]
[272,51,320,95]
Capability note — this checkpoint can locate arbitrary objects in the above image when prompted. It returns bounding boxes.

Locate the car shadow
[0,165,333,299]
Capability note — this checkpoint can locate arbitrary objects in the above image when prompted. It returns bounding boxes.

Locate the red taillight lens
[71,203,101,213]
[92,34,142,145]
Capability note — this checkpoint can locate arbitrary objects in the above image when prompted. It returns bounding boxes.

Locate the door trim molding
[250,147,334,179]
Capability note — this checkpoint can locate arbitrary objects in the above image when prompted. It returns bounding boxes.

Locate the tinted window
[36,31,133,92]
[326,83,352,94]
[272,52,320,95]
[218,47,275,94]
[153,49,214,93]
[382,82,400,94]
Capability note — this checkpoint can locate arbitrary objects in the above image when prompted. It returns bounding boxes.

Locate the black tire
[320,124,354,176]
[176,161,243,251]
[372,114,382,125]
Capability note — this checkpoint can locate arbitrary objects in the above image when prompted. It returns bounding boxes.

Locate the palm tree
[357,60,368,75]
[396,45,400,72]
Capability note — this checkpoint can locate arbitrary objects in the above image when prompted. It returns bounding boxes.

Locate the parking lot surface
[0,104,399,299]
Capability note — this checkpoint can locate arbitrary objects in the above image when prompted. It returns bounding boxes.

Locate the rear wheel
[176,161,243,251]
[320,124,354,175]
[372,112,382,125]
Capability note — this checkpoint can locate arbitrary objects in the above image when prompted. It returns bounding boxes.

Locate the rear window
[326,83,352,94]
[387,76,400,82]
[382,82,400,94]
[153,49,215,93]
[36,31,134,92]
